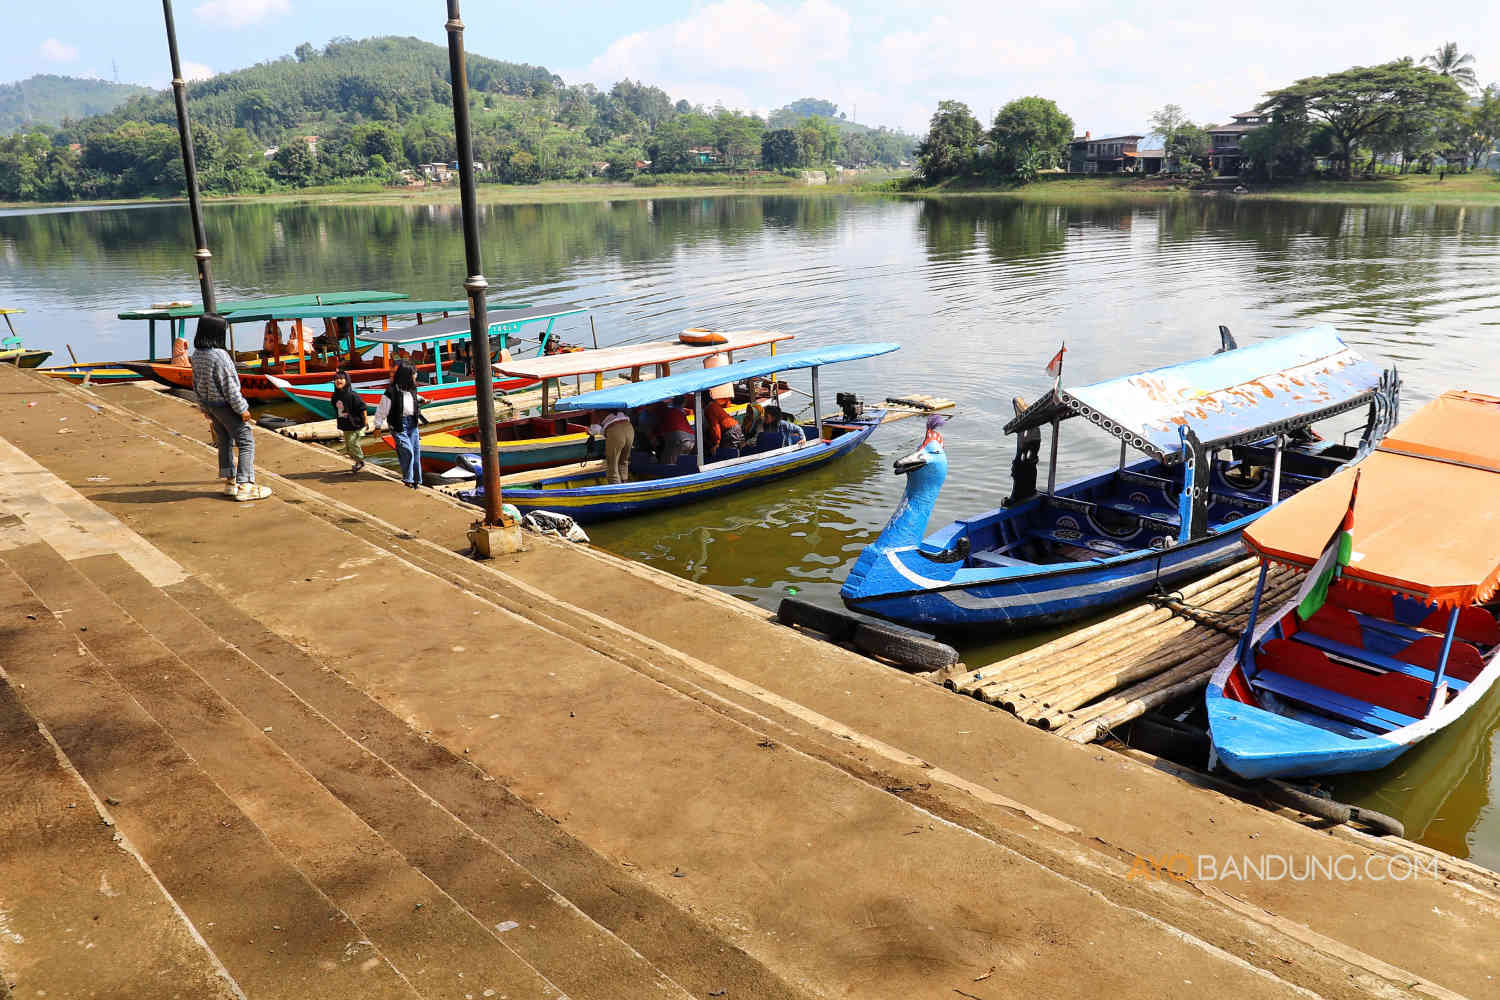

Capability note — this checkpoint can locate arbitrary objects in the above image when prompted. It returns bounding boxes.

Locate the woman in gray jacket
[190,314,271,502]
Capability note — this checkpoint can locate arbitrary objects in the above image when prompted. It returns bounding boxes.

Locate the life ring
[679,328,728,345]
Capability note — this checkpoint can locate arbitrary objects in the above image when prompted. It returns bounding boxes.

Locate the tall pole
[444,0,506,526]
[161,0,216,314]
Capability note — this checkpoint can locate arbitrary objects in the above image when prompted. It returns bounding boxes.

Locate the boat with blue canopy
[455,342,900,523]
[267,302,590,417]
[840,326,1402,632]
[1207,390,1500,779]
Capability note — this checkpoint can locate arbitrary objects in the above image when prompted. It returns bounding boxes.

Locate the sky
[9,1,1499,136]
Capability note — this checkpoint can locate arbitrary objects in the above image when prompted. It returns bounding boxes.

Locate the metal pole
[444,0,506,525]
[161,0,215,314]
[1270,434,1284,502]
[810,366,822,439]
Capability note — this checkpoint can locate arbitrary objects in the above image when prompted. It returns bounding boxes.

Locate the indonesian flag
[1294,470,1361,621]
[1045,343,1066,380]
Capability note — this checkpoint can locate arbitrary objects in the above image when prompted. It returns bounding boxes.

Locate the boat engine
[836,392,863,422]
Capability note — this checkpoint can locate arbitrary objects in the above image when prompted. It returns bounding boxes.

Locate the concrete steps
[0,528,786,999]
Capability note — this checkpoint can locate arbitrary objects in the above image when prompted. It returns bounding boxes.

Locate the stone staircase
[0,521,793,999]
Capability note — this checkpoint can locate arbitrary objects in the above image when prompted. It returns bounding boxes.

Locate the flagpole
[160,0,216,315]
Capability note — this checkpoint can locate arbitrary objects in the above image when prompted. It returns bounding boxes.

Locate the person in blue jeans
[374,360,428,488]
[189,313,271,502]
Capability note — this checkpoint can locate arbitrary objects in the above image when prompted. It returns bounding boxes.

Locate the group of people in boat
[259,317,359,366]
[589,391,807,485]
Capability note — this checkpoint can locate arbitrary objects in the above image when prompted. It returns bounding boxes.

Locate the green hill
[0,36,915,202]
[0,75,153,132]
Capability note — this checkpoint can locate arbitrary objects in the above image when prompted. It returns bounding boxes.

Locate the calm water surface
[3,193,1498,866]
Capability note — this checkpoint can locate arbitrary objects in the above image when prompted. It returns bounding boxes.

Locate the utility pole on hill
[160,0,216,314]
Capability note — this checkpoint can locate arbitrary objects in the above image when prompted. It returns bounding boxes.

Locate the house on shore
[1207,111,1268,173]
[1067,134,1147,174]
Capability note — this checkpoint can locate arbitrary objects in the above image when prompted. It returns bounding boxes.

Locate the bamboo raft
[945,558,1303,744]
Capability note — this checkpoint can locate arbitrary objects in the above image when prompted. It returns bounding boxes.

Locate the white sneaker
[223,479,239,496]
[235,484,272,502]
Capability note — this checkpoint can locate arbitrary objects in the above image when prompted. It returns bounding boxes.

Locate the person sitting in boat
[635,402,664,456]
[701,391,744,455]
[764,405,805,445]
[260,320,285,366]
[170,335,191,367]
[449,341,471,377]
[739,398,768,447]
[658,396,697,465]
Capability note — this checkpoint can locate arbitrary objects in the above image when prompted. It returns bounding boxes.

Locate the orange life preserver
[680,328,728,345]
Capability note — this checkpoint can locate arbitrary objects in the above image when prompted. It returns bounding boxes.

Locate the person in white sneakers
[189,313,271,502]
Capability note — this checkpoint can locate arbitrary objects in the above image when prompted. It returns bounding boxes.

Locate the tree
[1260,61,1467,177]
[796,115,839,165]
[761,128,799,168]
[1422,43,1478,92]
[915,100,982,181]
[294,42,317,63]
[269,141,315,186]
[988,96,1073,177]
[1149,104,1209,165]
[1464,85,1500,167]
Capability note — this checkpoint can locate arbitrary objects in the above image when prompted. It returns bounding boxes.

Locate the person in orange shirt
[701,390,743,455]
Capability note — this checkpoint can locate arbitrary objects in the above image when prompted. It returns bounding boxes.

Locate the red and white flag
[1045,343,1066,380]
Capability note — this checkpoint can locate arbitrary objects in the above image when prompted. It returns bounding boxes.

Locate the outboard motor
[836,391,863,423]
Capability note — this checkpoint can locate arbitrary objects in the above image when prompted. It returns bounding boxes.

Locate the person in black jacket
[331,369,368,473]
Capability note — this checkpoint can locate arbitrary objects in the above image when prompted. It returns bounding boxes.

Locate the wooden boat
[0,309,52,368]
[1207,390,1500,779]
[839,326,1403,632]
[37,290,412,386]
[456,343,899,523]
[266,303,590,416]
[405,330,795,473]
[121,296,482,402]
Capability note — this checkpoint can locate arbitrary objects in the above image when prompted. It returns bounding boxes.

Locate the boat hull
[272,373,538,418]
[464,419,879,524]
[38,362,146,384]
[2,349,53,368]
[1206,592,1500,779]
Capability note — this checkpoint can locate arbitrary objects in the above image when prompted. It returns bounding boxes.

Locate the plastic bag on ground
[521,509,589,544]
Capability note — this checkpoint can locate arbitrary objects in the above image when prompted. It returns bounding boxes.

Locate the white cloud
[39,38,79,64]
[182,61,216,82]
[193,0,291,29]
[585,0,852,111]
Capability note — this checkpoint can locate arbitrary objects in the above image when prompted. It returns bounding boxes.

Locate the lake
[3,192,1498,867]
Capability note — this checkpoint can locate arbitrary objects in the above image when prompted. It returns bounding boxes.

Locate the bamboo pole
[946,557,1260,691]
[1060,653,1230,743]
[996,574,1298,721]
[1043,639,1235,731]
[979,571,1289,706]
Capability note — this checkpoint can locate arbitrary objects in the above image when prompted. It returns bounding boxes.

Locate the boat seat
[1253,671,1418,733]
[1093,499,1180,530]
[1037,530,1129,559]
[1116,469,1179,493]
[1253,639,1425,728]
[1293,632,1471,692]
[752,431,784,453]
[969,550,1030,569]
[711,445,739,462]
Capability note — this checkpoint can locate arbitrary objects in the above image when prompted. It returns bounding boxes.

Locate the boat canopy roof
[496,329,794,380]
[553,342,899,412]
[1004,326,1382,462]
[118,290,408,321]
[224,299,475,323]
[357,303,587,346]
[1244,391,1500,608]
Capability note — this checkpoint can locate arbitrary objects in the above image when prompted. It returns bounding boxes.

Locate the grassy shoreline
[6,170,1499,213]
[889,172,1500,208]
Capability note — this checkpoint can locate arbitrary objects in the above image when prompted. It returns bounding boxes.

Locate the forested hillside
[0,75,151,132]
[0,36,915,202]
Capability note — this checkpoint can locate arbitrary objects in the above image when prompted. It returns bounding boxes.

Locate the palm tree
[1422,42,1479,91]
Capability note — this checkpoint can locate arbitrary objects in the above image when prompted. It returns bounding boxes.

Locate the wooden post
[1046,418,1060,495]
[149,318,157,360]
[694,393,705,470]
[1427,606,1462,714]
[296,319,307,375]
[811,365,822,440]
[1270,434,1284,501]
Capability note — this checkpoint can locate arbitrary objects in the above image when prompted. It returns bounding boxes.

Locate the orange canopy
[1243,391,1500,608]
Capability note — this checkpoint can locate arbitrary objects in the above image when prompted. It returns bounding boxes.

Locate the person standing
[191,313,271,501]
[592,409,635,484]
[374,360,428,488]
[331,369,368,474]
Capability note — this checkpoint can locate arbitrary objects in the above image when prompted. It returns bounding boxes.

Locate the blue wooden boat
[840,326,1402,632]
[456,343,899,523]
[1208,390,1500,779]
